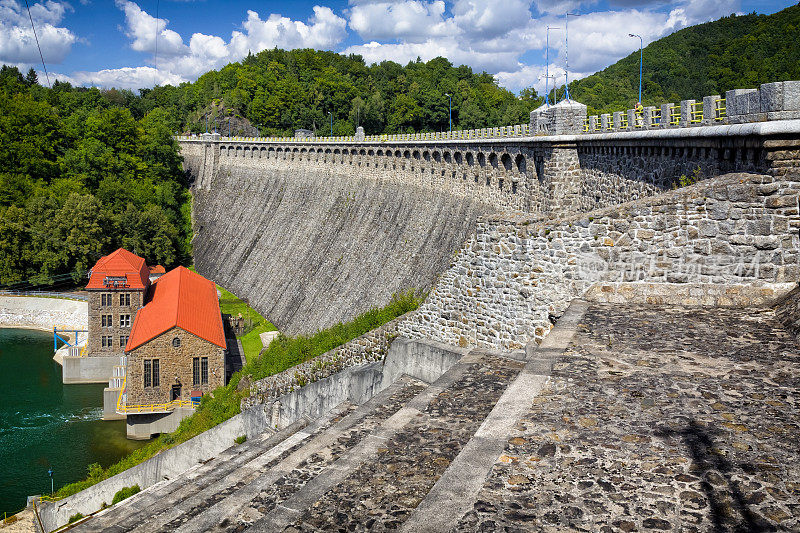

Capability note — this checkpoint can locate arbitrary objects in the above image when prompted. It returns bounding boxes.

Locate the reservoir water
[0,328,147,515]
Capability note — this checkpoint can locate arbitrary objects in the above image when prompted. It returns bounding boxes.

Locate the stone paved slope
[70,376,425,533]
[457,304,800,531]
[279,353,523,531]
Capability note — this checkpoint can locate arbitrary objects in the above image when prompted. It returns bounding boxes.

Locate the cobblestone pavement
[456,304,800,532]
[222,379,429,532]
[288,354,524,531]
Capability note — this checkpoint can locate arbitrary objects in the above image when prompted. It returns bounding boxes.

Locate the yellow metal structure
[690,102,704,123]
[115,376,197,414]
[715,98,726,121]
[669,105,680,125]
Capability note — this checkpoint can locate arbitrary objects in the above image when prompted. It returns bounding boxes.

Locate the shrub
[111,485,140,505]
[234,435,247,445]
[68,513,84,524]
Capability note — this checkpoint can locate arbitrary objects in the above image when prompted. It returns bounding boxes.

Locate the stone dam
[33,81,800,531]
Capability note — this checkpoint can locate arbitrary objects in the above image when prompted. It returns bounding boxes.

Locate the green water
[0,328,147,514]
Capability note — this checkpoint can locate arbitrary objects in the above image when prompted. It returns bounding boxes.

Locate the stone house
[86,248,151,358]
[124,266,226,407]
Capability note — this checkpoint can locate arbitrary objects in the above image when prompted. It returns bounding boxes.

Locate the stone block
[680,99,696,127]
[702,95,721,125]
[760,81,800,120]
[612,111,625,131]
[661,103,675,127]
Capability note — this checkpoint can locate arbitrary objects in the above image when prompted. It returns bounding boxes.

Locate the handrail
[32,499,46,533]
[652,109,662,125]
[115,376,198,413]
[715,98,726,121]
[669,105,680,125]
[690,101,704,123]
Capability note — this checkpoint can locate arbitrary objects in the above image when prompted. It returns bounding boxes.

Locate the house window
[101,293,111,306]
[144,360,151,388]
[119,335,129,348]
[102,314,113,328]
[144,359,160,388]
[193,357,209,385]
[120,315,131,328]
[119,293,130,306]
[101,336,113,348]
[172,337,181,348]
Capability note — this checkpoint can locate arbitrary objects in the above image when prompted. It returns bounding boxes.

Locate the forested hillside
[166,50,543,136]
[0,66,191,288]
[568,3,800,114]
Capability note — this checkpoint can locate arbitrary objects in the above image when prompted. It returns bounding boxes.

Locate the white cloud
[348,1,452,41]
[228,6,347,57]
[48,0,744,93]
[51,66,184,89]
[116,0,188,57]
[94,2,348,84]
[0,0,77,64]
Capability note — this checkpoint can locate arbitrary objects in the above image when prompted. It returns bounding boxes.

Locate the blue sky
[0,0,795,92]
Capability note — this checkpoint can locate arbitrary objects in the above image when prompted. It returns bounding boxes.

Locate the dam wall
[180,118,800,336]
[188,142,508,335]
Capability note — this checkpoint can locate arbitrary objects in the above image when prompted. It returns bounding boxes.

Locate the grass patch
[53,290,423,501]
[111,485,140,505]
[68,513,84,524]
[241,290,424,381]
[234,435,247,445]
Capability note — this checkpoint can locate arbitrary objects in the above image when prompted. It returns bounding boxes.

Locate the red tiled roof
[149,265,166,274]
[126,266,226,351]
[86,248,150,290]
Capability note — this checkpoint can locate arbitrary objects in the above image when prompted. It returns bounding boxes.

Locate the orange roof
[86,248,150,290]
[126,266,226,351]
[149,265,166,274]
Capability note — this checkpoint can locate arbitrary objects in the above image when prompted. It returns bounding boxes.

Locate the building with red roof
[123,266,226,423]
[85,249,228,438]
[85,248,151,358]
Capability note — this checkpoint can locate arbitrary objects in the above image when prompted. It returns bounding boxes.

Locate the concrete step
[170,374,429,532]
[244,350,525,532]
[69,417,305,533]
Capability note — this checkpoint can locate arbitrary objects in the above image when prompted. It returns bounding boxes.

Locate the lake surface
[0,328,147,514]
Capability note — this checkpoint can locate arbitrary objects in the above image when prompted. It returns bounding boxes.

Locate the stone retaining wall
[775,286,800,339]
[241,312,410,411]
[399,171,800,350]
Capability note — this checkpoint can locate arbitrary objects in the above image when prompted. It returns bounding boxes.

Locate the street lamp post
[445,93,452,132]
[545,26,560,106]
[564,12,579,101]
[47,468,53,496]
[629,33,643,104]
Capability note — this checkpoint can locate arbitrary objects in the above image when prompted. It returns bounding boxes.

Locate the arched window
[172,337,181,348]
